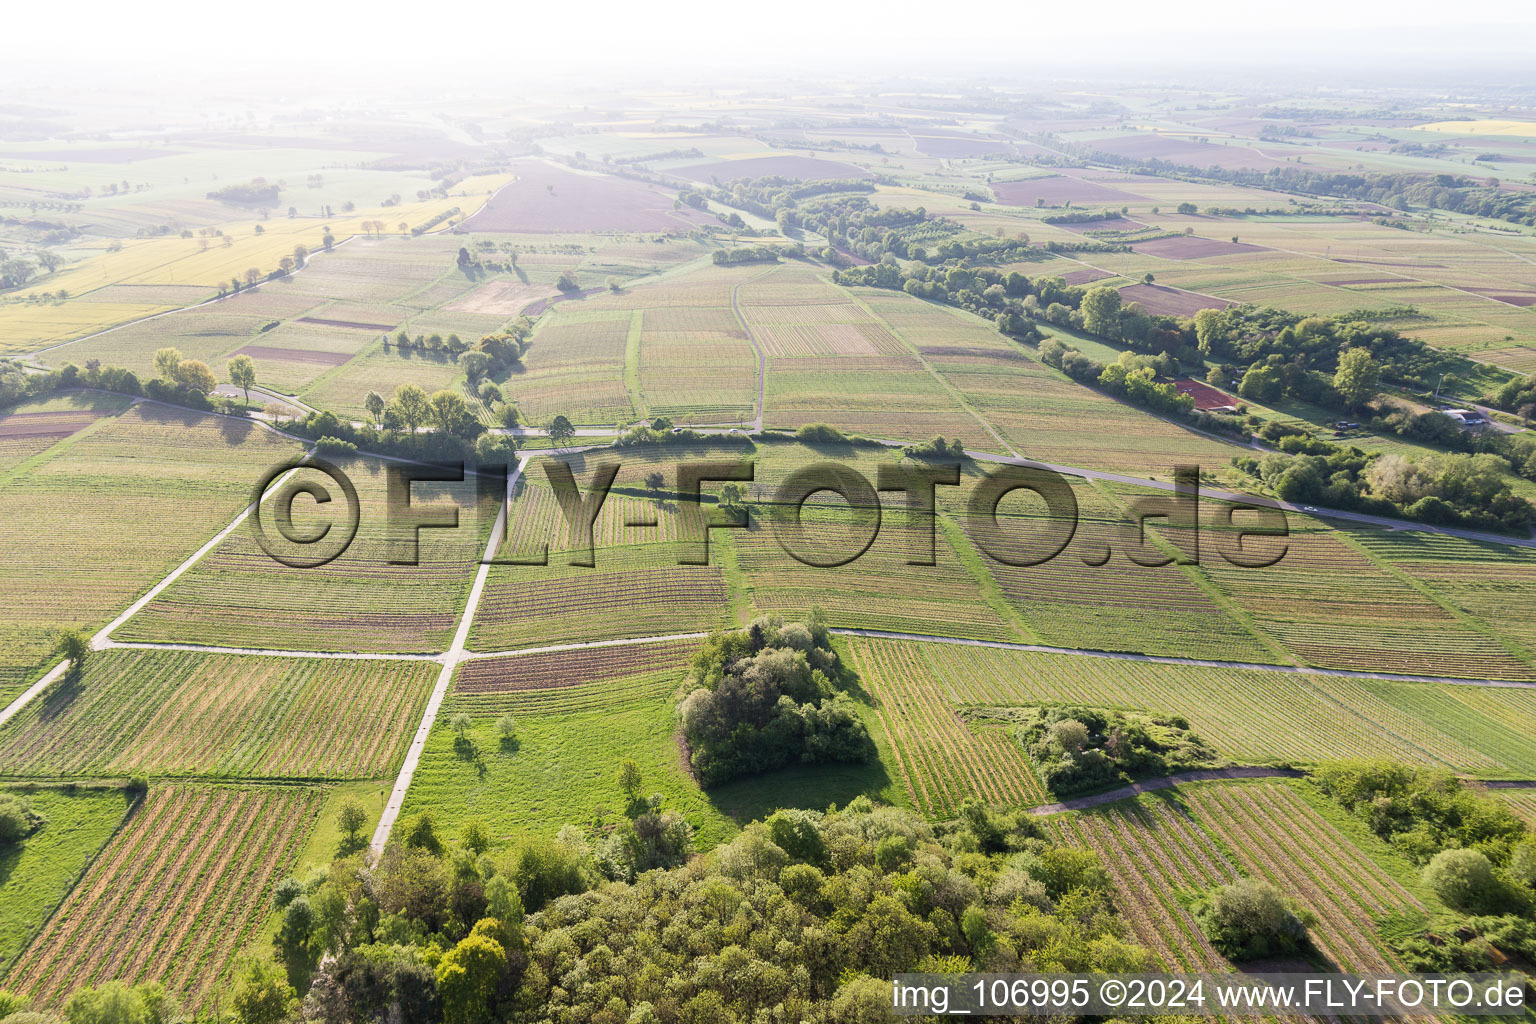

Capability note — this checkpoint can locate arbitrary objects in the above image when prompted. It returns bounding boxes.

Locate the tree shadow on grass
[35,670,85,722]
[453,735,487,780]
[335,833,369,859]
[704,758,899,827]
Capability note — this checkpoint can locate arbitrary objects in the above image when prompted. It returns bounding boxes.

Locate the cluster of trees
[692,177,876,225]
[1232,445,1536,532]
[207,180,282,206]
[1039,339,1246,438]
[1487,371,1536,419]
[129,789,1148,1024]
[0,246,60,290]
[1004,705,1218,797]
[678,615,873,786]
[1191,305,1471,400]
[615,416,706,448]
[362,383,483,439]
[0,979,181,1024]
[1311,761,1536,969]
[1042,142,1536,226]
[711,246,780,266]
[150,347,217,400]
[901,435,967,460]
[413,208,459,236]
[512,799,1144,1023]
[388,331,471,358]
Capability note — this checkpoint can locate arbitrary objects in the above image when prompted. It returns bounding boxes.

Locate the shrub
[0,793,44,845]
[794,423,847,444]
[315,435,358,455]
[1195,878,1311,960]
[1422,848,1501,912]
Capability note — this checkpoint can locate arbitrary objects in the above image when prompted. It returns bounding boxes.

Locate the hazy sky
[5,0,1536,82]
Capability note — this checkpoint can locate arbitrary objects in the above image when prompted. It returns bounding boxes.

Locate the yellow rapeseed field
[1,173,513,354]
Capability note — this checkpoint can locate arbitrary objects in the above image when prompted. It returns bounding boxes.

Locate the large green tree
[227,354,257,408]
[1333,347,1382,409]
[391,384,431,433]
[1080,286,1122,336]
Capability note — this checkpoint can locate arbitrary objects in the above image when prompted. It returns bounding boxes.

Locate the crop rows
[1049,797,1236,971]
[969,524,1280,663]
[851,638,1536,776]
[0,649,435,779]
[117,457,491,654]
[503,481,693,556]
[471,547,731,650]
[734,515,1018,641]
[506,313,634,423]
[641,307,740,333]
[455,639,696,694]
[447,667,682,716]
[1181,782,1422,972]
[737,269,853,306]
[1501,790,1536,827]
[1348,530,1536,658]
[742,302,872,326]
[850,639,1045,816]
[639,326,757,422]
[0,406,304,697]
[1198,528,1536,680]
[8,784,323,1010]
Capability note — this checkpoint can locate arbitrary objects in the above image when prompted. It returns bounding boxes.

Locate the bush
[794,423,847,444]
[0,793,44,845]
[0,989,25,1018]
[1007,705,1218,796]
[1423,848,1501,912]
[314,435,358,455]
[1195,879,1311,960]
[1311,761,1527,865]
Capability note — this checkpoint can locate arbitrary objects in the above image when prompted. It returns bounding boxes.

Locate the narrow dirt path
[1025,767,1306,815]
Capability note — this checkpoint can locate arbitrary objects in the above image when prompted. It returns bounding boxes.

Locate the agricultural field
[502,307,636,424]
[0,391,130,475]
[4,783,323,1010]
[4,174,513,354]
[467,447,750,650]
[0,784,133,979]
[1048,780,1430,972]
[0,404,302,701]
[1192,522,1536,680]
[1501,788,1536,826]
[0,649,436,779]
[847,639,1046,816]
[847,635,1536,778]
[459,160,714,233]
[851,289,1249,474]
[756,269,984,439]
[956,482,1284,662]
[399,649,739,848]
[8,62,1536,1024]
[116,454,494,654]
[1347,529,1536,658]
